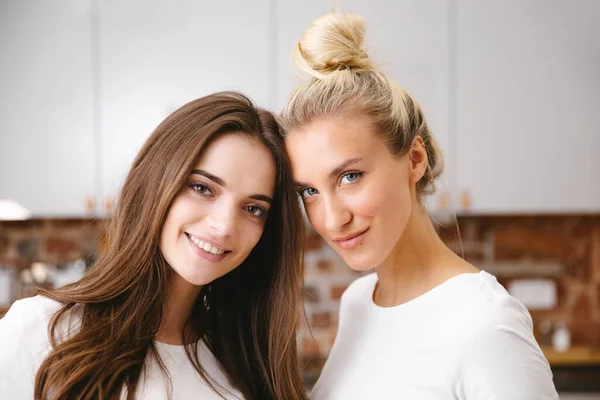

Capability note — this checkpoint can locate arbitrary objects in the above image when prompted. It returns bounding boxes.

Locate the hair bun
[294,12,374,79]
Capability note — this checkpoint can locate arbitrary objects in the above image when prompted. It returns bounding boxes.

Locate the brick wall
[1,215,599,384]
[299,215,600,383]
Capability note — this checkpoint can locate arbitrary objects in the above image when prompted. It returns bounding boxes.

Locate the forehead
[194,132,276,195]
[285,116,387,180]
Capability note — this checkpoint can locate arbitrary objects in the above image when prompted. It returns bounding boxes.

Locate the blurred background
[0,0,599,397]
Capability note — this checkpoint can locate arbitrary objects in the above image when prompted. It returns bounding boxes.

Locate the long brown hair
[35,92,307,400]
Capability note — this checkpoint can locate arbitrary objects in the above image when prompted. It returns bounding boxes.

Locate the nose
[206,201,236,238]
[323,194,352,233]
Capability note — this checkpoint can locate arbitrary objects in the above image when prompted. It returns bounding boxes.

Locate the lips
[186,233,229,255]
[185,233,231,263]
[333,228,369,250]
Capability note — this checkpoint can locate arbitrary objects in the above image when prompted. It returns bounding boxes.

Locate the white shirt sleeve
[0,299,43,399]
[0,296,62,400]
[451,295,559,400]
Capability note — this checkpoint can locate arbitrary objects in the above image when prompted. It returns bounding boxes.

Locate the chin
[179,269,220,287]
[342,252,380,272]
[180,276,209,287]
[187,277,214,286]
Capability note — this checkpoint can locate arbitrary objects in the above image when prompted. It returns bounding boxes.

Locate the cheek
[346,190,381,218]
[237,221,266,255]
[304,202,326,234]
[354,175,412,228]
[374,180,412,241]
[344,177,393,219]
[160,205,180,248]
[173,194,204,217]
[161,195,205,242]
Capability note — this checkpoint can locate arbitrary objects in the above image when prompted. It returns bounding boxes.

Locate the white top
[311,271,559,400]
[0,295,243,399]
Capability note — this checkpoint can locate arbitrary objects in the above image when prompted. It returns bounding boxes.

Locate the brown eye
[245,205,267,219]
[190,183,213,196]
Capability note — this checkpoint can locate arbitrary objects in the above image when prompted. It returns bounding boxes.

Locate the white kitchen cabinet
[275,0,454,213]
[98,0,273,213]
[2,1,598,217]
[0,0,96,216]
[456,0,600,213]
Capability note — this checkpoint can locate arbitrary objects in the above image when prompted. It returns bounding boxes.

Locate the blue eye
[299,187,318,199]
[190,183,213,196]
[341,172,362,185]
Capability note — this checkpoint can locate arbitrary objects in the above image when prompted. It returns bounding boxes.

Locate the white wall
[0,0,95,216]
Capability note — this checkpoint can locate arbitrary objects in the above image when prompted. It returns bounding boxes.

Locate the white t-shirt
[0,295,243,399]
[311,271,559,400]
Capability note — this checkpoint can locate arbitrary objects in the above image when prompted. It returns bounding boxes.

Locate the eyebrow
[329,158,363,180]
[191,169,273,204]
[249,194,273,204]
[191,169,225,186]
[294,157,364,189]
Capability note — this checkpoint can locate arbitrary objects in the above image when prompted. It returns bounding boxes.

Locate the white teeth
[188,235,225,255]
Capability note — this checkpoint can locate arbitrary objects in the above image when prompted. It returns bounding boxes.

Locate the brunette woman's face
[286,116,426,271]
[160,133,276,287]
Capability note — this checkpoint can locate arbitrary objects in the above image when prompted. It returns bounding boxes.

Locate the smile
[185,233,230,256]
[333,228,369,250]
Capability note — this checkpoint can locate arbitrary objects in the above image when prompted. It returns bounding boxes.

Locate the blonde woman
[280,12,559,400]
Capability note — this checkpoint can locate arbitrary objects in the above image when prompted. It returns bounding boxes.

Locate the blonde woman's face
[160,133,276,288]
[286,116,417,271]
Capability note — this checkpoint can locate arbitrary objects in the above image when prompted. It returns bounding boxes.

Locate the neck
[374,201,475,307]
[157,275,203,345]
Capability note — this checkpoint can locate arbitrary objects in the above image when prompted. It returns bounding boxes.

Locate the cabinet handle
[460,191,472,210]
[104,197,114,215]
[84,195,95,214]
[438,191,450,209]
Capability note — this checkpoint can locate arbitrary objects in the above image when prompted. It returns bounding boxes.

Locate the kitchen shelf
[542,346,600,367]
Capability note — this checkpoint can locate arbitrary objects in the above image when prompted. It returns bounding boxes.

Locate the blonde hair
[280,11,444,197]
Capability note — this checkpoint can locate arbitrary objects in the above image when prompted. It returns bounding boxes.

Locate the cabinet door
[456,0,600,213]
[276,0,453,213]
[0,0,95,216]
[99,0,273,213]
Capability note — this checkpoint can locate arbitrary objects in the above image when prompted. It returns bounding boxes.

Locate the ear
[408,136,428,184]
